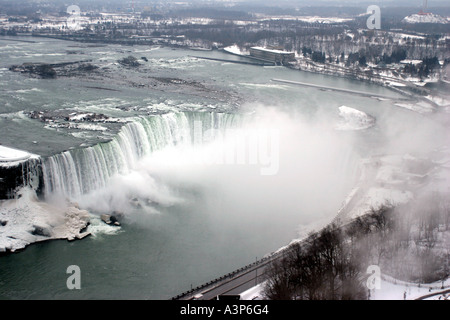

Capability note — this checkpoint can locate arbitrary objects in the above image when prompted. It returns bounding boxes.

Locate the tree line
[263,193,450,300]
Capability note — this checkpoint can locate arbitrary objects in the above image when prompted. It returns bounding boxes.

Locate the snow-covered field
[239,277,450,300]
[370,276,450,300]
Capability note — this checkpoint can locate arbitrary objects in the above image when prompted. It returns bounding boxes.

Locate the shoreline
[219,45,449,113]
[0,188,91,254]
[0,38,447,251]
[2,34,447,112]
[0,35,448,300]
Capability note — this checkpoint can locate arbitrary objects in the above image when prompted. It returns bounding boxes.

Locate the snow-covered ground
[240,277,450,300]
[223,45,249,56]
[424,94,450,112]
[239,147,450,300]
[260,15,353,24]
[403,13,449,24]
[44,122,109,132]
[280,49,448,116]
[240,282,266,300]
[0,145,36,166]
[337,150,448,222]
[394,101,435,114]
[370,276,450,300]
[0,188,105,252]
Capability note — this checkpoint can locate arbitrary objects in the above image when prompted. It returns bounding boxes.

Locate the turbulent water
[42,112,242,198]
[1,36,448,300]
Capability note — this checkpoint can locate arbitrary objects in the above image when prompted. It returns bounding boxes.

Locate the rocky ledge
[100,212,124,226]
[0,146,42,200]
[9,60,98,79]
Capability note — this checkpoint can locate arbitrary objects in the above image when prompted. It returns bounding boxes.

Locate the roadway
[172,249,288,300]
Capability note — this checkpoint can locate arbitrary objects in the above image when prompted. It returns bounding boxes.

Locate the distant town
[1,0,449,94]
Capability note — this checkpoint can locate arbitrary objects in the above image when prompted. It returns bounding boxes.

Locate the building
[249,46,295,65]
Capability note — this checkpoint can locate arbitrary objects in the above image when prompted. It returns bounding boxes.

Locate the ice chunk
[335,106,375,131]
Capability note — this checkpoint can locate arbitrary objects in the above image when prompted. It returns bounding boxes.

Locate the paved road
[199,262,268,300]
[172,250,287,300]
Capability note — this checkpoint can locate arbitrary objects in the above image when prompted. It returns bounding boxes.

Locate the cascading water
[0,157,42,200]
[42,111,244,200]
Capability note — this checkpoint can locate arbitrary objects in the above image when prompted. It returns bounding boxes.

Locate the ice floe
[334,106,376,131]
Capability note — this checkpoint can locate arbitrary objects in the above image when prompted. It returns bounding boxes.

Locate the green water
[1,36,447,300]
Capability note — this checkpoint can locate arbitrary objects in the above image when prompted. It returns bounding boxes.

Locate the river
[0,36,447,299]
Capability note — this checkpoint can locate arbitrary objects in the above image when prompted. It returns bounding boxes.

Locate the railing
[170,248,288,300]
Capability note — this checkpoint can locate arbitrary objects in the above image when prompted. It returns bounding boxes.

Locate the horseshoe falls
[2,40,447,300]
[41,112,243,200]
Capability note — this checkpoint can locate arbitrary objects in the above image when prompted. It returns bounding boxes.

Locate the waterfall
[0,153,42,200]
[42,111,243,199]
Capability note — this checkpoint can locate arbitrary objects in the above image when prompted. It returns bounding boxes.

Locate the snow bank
[240,149,450,300]
[223,45,249,56]
[424,95,450,108]
[240,277,450,300]
[334,106,376,131]
[240,282,266,300]
[264,16,352,24]
[348,187,414,218]
[44,122,108,131]
[0,145,32,164]
[394,101,435,114]
[0,188,91,252]
[370,276,450,300]
[238,82,290,90]
[0,146,40,181]
[240,272,450,300]
[337,150,448,222]
[403,13,448,24]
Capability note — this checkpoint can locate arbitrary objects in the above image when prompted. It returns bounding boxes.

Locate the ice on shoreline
[0,145,41,171]
[0,188,91,253]
[238,82,290,90]
[394,101,435,114]
[0,145,33,164]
